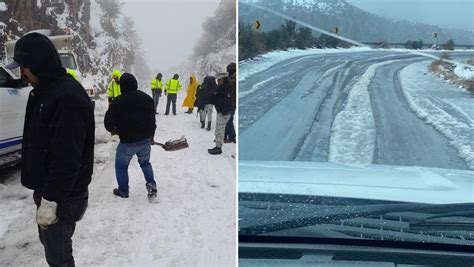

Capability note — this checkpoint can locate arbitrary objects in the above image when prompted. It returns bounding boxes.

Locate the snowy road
[239,49,474,170]
[0,94,236,266]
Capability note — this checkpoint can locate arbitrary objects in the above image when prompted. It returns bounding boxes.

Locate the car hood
[239,161,474,204]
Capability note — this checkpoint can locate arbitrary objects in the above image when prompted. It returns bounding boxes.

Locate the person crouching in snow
[182,74,198,114]
[208,73,233,155]
[104,73,158,199]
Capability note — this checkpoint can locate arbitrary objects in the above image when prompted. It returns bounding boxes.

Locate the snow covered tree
[97,0,122,39]
[443,39,455,50]
[191,0,236,79]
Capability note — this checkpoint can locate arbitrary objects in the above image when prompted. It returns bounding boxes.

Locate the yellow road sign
[255,20,261,30]
[333,26,340,34]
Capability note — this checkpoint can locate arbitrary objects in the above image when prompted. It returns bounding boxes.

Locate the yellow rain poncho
[182,74,198,108]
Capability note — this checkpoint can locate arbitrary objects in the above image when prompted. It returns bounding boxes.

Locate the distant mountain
[239,0,474,45]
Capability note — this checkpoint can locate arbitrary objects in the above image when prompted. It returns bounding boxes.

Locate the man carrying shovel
[105,73,158,200]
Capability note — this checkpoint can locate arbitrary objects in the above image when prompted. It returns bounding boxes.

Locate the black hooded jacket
[104,73,156,143]
[19,33,95,202]
[212,78,233,115]
[194,76,217,110]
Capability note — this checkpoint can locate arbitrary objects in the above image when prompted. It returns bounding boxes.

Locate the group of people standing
[147,62,236,155]
[108,71,183,116]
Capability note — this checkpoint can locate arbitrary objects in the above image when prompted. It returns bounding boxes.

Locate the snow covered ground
[0,90,236,266]
[400,61,474,169]
[454,63,474,80]
[240,47,472,171]
[329,59,403,164]
[239,47,374,83]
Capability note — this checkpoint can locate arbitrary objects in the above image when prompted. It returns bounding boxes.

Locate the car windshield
[59,53,77,70]
[238,0,474,247]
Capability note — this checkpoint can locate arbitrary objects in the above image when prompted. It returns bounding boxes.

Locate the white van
[5,30,96,105]
[0,66,30,168]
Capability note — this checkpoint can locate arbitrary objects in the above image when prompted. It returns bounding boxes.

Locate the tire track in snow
[329,59,403,164]
[292,64,344,160]
[239,73,285,99]
[239,56,345,133]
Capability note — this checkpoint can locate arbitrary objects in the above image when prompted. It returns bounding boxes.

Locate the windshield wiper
[409,211,474,231]
[239,197,474,236]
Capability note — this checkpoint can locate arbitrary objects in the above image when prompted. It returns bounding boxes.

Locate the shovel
[152,136,189,151]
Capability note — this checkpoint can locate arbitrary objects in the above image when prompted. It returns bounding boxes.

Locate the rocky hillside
[0,0,150,93]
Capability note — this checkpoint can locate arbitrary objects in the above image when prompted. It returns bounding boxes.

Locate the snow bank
[400,62,474,169]
[329,59,401,164]
[454,64,474,80]
[239,47,374,82]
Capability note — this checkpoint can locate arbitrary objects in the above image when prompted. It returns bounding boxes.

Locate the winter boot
[201,120,205,129]
[113,188,129,198]
[146,182,157,199]
[208,146,222,155]
[225,138,236,143]
[206,121,211,131]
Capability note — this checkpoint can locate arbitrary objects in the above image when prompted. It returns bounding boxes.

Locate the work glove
[36,198,59,230]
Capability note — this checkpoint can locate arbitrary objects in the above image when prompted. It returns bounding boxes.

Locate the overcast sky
[121,0,222,74]
[346,0,474,30]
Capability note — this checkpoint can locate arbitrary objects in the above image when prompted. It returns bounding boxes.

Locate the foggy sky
[121,0,222,74]
[346,0,474,30]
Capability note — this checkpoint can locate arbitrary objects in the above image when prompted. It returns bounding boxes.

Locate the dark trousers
[34,191,88,267]
[165,94,177,115]
[115,138,155,196]
[225,110,236,140]
[152,90,161,113]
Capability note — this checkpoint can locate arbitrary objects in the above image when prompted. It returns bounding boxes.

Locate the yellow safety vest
[107,80,121,98]
[165,79,182,94]
[66,68,79,81]
[151,79,163,90]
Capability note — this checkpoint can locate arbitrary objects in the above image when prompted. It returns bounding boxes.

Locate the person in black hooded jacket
[6,32,95,266]
[104,73,158,199]
[195,76,217,130]
[208,73,232,155]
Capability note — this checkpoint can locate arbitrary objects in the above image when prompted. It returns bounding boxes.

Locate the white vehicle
[239,161,474,265]
[5,29,96,105]
[0,66,30,168]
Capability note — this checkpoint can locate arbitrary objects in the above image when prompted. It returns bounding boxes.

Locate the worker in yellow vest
[107,69,122,105]
[150,73,163,114]
[164,74,183,115]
